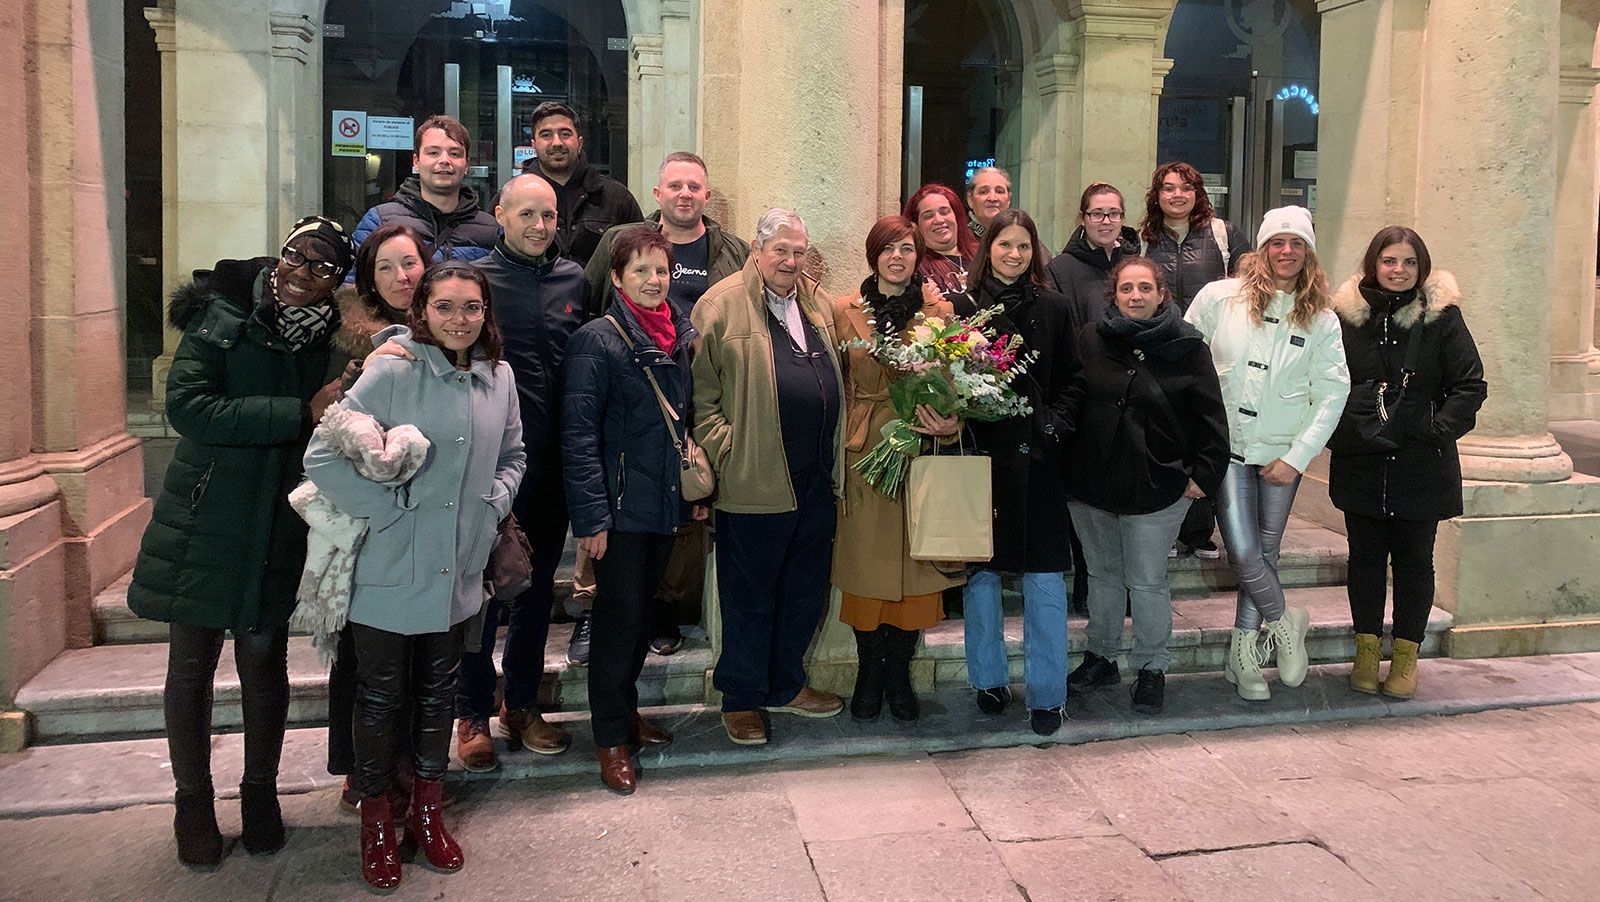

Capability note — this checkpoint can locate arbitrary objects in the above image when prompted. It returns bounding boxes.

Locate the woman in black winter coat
[1137,162,1250,557]
[1327,226,1486,701]
[950,209,1082,737]
[1045,181,1141,614]
[561,227,705,795]
[1061,258,1230,715]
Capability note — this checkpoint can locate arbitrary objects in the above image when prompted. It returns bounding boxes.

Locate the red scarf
[621,292,676,353]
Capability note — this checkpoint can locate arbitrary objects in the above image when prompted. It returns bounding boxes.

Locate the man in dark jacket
[583,151,751,317]
[349,114,500,271]
[523,101,643,266]
[580,151,751,655]
[452,173,590,771]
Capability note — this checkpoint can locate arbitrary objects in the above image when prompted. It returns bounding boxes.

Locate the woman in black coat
[561,227,705,794]
[1060,258,1229,715]
[950,209,1082,737]
[128,216,354,867]
[1327,226,1486,700]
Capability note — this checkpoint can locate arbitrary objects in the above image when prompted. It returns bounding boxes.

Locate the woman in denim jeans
[950,209,1084,737]
[1186,207,1349,701]
[1062,258,1230,715]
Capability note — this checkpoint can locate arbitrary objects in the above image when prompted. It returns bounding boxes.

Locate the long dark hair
[408,261,504,362]
[1360,225,1432,290]
[1139,161,1218,244]
[970,209,1048,290]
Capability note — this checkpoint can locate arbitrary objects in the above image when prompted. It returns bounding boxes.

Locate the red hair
[863,215,923,272]
[902,184,977,291]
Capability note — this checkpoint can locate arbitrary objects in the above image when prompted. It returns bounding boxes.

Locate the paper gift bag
[904,453,993,562]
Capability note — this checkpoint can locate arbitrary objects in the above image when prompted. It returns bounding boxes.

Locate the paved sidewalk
[3,700,1600,900]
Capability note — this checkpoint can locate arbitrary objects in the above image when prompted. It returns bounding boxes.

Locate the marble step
[90,518,1348,645]
[20,585,1440,746]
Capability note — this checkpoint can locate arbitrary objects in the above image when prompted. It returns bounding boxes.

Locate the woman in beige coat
[833,215,964,722]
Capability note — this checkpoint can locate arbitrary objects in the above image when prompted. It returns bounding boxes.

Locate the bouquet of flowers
[845,305,1037,497]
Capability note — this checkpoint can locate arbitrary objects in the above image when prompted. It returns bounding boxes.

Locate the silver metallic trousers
[1214,461,1301,631]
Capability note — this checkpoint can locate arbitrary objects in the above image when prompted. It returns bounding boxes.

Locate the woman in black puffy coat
[1060,258,1230,715]
[561,226,705,794]
[1327,226,1486,701]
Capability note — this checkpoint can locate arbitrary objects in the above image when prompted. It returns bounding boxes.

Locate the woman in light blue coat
[304,261,524,890]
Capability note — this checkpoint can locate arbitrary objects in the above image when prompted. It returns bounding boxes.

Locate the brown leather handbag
[485,513,534,600]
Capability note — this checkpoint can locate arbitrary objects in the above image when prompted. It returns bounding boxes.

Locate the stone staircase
[15,517,1451,746]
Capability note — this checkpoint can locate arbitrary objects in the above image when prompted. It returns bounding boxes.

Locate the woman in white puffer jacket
[1185,206,1349,701]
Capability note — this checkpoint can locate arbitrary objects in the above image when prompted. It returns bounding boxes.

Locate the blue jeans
[963,570,1068,709]
[1070,497,1192,672]
[1215,461,1301,631]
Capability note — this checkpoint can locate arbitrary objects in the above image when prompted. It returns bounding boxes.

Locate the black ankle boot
[882,626,921,722]
[239,782,286,855]
[173,789,225,867]
[850,628,887,721]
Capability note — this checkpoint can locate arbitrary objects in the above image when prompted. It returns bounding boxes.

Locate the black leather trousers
[164,623,290,795]
[352,621,466,800]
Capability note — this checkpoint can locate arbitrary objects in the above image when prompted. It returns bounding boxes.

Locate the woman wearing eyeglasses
[129,216,355,867]
[1138,163,1252,560]
[305,261,525,889]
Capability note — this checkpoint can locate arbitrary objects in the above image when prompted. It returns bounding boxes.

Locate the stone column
[628,32,666,203]
[1021,50,1081,244]
[697,0,904,696]
[1547,7,1600,420]
[1416,0,1571,484]
[269,11,316,237]
[3,0,152,750]
[144,3,180,410]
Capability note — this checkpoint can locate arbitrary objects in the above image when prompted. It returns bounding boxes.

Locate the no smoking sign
[330,110,367,157]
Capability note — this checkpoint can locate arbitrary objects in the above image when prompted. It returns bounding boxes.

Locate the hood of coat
[1331,270,1461,329]
[167,257,275,330]
[332,285,406,358]
[1062,225,1140,271]
[395,175,486,223]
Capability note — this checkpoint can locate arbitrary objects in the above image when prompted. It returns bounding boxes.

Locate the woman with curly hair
[1185,206,1349,701]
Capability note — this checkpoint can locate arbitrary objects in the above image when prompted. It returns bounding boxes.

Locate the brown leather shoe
[721,710,768,745]
[596,746,638,795]
[764,686,844,718]
[455,718,499,773]
[631,713,673,747]
[500,706,572,756]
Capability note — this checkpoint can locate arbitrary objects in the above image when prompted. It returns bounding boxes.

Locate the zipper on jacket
[616,452,627,510]
[189,461,215,511]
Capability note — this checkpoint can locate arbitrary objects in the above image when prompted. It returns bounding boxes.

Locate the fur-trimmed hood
[1331,270,1461,329]
[167,257,275,330]
[332,286,405,358]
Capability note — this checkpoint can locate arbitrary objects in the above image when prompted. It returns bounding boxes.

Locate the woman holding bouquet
[1062,258,1230,715]
[832,216,964,722]
[951,209,1083,737]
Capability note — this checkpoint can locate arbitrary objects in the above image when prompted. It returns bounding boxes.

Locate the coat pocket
[463,501,498,578]
[354,512,416,588]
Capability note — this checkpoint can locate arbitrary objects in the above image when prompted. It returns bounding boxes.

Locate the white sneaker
[1228,628,1270,700]
[1169,544,1180,559]
[1263,606,1311,688]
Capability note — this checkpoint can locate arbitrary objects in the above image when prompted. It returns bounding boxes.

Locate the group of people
[125,108,1487,888]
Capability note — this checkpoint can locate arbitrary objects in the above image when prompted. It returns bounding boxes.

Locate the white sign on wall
[331,110,366,157]
[367,116,415,151]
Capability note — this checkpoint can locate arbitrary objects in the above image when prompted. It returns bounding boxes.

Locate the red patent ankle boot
[359,793,403,890]
[406,777,464,871]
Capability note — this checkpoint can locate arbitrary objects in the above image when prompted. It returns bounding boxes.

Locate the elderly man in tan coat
[692,208,846,746]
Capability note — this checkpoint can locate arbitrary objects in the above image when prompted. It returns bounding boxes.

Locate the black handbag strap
[1128,349,1190,450]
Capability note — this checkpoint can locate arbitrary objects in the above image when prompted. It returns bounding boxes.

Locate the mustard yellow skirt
[839,591,944,631]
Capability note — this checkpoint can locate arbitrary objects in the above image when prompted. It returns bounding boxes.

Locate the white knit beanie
[1256,206,1316,251]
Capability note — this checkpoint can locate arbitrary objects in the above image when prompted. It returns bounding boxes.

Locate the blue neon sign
[1274,84,1319,116]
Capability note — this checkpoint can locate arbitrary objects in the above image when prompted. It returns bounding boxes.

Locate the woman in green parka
[128,216,355,867]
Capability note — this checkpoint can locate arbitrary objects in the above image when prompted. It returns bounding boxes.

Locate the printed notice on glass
[331,110,367,157]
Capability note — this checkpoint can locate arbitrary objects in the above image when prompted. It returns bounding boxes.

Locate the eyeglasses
[1085,210,1125,223]
[280,246,340,279]
[429,301,487,320]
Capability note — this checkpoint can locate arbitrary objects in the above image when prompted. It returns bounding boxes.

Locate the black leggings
[1344,512,1438,644]
[164,623,290,795]
[352,621,467,800]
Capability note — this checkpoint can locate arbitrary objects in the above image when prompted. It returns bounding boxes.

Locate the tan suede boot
[1228,628,1270,700]
[1349,633,1381,694]
[1382,638,1420,699]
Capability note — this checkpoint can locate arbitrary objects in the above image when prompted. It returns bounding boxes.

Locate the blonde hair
[1234,246,1330,330]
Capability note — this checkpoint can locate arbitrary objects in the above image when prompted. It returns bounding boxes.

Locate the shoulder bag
[605,315,715,502]
[1346,317,1426,451]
